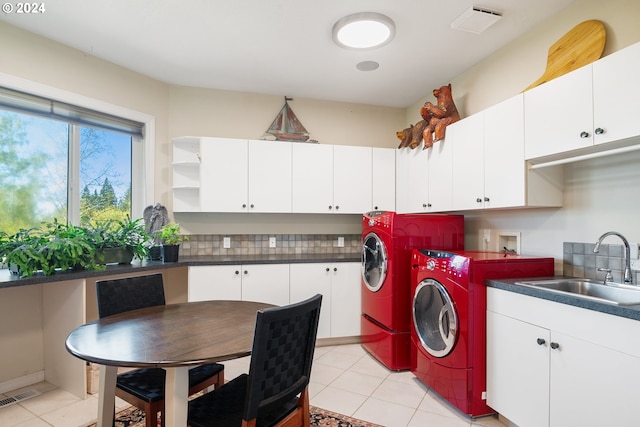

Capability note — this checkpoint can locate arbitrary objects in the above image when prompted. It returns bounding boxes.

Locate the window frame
[0,71,155,222]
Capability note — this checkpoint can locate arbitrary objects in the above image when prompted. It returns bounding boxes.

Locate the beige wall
[422,0,640,270]
[167,86,405,233]
[407,0,640,121]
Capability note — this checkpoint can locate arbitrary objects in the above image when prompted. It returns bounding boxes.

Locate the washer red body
[410,250,554,417]
[360,212,464,371]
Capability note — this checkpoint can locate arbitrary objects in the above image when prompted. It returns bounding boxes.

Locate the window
[0,82,152,234]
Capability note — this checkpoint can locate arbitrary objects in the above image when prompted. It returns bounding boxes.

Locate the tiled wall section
[180,234,362,256]
[563,242,638,283]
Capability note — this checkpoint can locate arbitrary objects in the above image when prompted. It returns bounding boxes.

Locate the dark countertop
[0,253,360,290]
[487,277,640,321]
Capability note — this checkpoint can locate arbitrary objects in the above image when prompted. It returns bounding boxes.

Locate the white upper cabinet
[395,147,429,213]
[292,143,334,213]
[592,41,640,145]
[454,94,562,210]
[484,95,528,208]
[200,137,249,212]
[426,135,454,212]
[451,111,485,210]
[292,143,372,214]
[371,147,395,211]
[247,139,292,213]
[524,65,593,160]
[333,145,372,214]
[525,41,640,161]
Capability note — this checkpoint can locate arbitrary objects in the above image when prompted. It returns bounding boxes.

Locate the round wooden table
[66,300,275,427]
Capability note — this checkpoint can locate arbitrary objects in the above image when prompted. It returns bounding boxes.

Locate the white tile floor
[0,344,508,427]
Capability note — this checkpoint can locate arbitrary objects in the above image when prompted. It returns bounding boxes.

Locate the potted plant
[87,217,151,264]
[157,222,188,262]
[0,220,100,277]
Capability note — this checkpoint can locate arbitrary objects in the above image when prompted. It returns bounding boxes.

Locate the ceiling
[2,0,576,108]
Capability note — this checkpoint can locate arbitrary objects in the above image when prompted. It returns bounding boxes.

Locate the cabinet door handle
[484,197,490,202]
[476,198,482,203]
[243,270,248,275]
[374,206,378,210]
[235,270,240,275]
[550,342,560,350]
[242,203,247,208]
[335,205,340,210]
[326,267,330,272]
[580,131,590,138]
[595,127,604,135]
[333,267,338,272]
[536,338,546,345]
[328,205,333,210]
[250,204,254,208]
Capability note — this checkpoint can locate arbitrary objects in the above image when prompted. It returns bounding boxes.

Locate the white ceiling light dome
[333,12,395,49]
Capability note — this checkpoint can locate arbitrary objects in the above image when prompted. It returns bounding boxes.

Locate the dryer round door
[361,232,388,292]
[413,278,458,358]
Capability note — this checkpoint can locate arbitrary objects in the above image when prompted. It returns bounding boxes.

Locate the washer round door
[361,232,388,292]
[413,278,458,358]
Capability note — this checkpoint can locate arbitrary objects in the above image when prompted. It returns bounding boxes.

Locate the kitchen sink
[514,278,640,306]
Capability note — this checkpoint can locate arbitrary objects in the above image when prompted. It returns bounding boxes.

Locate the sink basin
[515,279,640,306]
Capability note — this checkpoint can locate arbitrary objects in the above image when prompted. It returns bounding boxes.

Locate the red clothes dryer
[361,212,464,371]
[410,250,554,417]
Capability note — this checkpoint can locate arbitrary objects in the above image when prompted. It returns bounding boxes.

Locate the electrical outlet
[631,258,640,271]
[337,236,344,247]
[269,236,276,248]
[223,237,231,249]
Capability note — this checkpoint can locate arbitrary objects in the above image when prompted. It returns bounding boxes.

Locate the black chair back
[96,273,166,318]
[243,294,322,421]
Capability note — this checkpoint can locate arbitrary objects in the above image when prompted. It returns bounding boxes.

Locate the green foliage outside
[0,111,131,236]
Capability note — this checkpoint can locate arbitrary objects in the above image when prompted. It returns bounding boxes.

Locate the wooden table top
[65,300,275,368]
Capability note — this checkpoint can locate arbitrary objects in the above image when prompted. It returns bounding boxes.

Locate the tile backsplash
[180,234,361,256]
[563,241,638,283]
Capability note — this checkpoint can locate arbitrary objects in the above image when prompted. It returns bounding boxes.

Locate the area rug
[86,405,384,427]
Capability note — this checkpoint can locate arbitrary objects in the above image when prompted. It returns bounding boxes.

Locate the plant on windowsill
[0,220,101,277]
[157,222,188,262]
[87,217,151,264]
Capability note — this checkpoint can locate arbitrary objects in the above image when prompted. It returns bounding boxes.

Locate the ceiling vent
[450,7,502,34]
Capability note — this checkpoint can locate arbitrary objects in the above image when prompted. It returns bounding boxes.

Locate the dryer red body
[410,250,554,417]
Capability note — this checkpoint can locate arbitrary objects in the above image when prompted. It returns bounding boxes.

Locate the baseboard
[0,371,45,394]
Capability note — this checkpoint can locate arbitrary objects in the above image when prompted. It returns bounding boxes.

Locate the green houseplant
[87,217,151,264]
[157,222,188,262]
[0,220,100,277]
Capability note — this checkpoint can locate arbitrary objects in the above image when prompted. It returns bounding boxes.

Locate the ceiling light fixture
[333,12,395,49]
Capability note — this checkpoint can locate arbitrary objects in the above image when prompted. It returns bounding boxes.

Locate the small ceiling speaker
[450,6,502,34]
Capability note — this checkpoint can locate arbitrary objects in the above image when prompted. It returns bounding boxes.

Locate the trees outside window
[0,110,132,235]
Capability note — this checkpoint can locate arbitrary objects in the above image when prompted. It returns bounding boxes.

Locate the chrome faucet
[593,231,632,284]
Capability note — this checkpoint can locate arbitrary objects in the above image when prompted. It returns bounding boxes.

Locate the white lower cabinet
[487,288,640,427]
[188,264,289,306]
[289,264,332,339]
[289,262,360,339]
[188,262,360,339]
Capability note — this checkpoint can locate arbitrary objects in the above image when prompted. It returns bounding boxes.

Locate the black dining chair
[95,273,225,427]
[187,293,322,427]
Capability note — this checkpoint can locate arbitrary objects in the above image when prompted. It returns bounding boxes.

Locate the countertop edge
[486,277,640,321]
[0,253,360,289]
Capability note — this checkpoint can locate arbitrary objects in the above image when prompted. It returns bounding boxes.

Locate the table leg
[165,366,190,427]
[97,365,117,427]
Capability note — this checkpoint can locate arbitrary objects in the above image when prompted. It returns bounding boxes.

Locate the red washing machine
[361,211,464,371]
[410,250,554,417]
